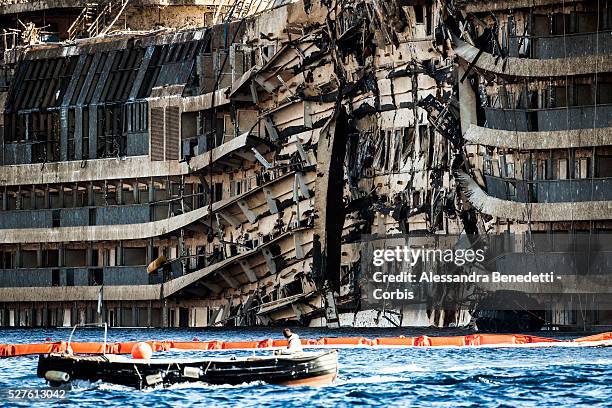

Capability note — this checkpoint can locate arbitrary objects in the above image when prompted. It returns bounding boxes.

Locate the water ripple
[0,328,611,407]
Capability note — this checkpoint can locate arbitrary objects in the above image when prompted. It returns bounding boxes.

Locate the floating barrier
[1,332,611,357]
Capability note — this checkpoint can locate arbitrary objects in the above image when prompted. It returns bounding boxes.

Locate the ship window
[597,156,612,178]
[124,248,147,266]
[90,268,103,285]
[557,159,568,179]
[52,269,60,286]
[538,160,548,180]
[597,83,612,104]
[552,13,570,35]
[64,249,86,267]
[575,158,589,179]
[213,183,223,203]
[42,250,59,268]
[52,210,60,227]
[574,85,592,106]
[66,270,74,286]
[533,14,550,36]
[414,5,424,24]
[553,86,568,108]
[425,4,432,35]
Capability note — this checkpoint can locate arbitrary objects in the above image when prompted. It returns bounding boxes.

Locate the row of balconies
[484,104,612,132]
[0,202,199,229]
[0,266,151,288]
[485,175,612,203]
[2,128,149,166]
[508,31,612,60]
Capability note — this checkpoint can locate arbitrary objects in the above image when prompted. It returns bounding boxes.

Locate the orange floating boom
[1,332,611,357]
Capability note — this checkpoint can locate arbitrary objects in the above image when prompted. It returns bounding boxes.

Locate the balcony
[164,224,314,298]
[0,188,208,230]
[452,36,612,77]
[484,105,612,132]
[0,203,215,244]
[0,133,271,188]
[0,266,151,288]
[463,124,612,150]
[485,175,612,203]
[456,171,612,222]
[0,205,151,229]
[508,31,612,60]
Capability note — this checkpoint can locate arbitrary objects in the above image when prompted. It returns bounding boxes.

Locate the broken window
[89,268,103,285]
[414,5,424,24]
[213,183,223,203]
[223,114,235,143]
[261,44,276,63]
[425,4,432,35]
[412,191,421,207]
[393,129,402,171]
[237,110,259,135]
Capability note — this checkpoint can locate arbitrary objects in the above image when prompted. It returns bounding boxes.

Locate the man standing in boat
[277,328,303,354]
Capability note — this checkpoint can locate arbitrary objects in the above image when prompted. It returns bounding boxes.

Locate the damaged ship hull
[0,0,610,330]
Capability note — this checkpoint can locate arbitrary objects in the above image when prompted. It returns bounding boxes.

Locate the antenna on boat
[67,322,109,356]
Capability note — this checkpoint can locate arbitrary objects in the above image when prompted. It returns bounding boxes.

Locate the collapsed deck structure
[0,0,610,329]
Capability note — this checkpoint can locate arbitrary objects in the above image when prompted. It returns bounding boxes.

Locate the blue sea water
[0,327,610,407]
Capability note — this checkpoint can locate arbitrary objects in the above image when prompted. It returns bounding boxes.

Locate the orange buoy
[131,342,153,359]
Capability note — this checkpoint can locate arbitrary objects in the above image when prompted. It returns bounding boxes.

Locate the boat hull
[37,350,338,389]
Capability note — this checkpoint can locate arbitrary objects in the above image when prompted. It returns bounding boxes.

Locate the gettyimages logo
[372,247,486,267]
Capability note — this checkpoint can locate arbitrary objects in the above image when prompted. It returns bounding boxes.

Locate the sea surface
[0,327,610,407]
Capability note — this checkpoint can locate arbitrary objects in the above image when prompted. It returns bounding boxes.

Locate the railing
[484,175,612,203]
[68,323,108,355]
[67,2,96,41]
[0,29,19,52]
[67,0,130,41]
[0,266,150,288]
[484,104,612,132]
[495,251,612,278]
[508,31,612,60]
[0,193,208,229]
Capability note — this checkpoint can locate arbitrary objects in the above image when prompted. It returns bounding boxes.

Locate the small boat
[37,350,338,389]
